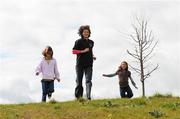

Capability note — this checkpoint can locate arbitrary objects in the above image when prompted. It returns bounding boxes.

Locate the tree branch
[143,41,158,61]
[144,64,159,79]
[127,50,140,60]
[129,64,141,74]
[130,35,139,43]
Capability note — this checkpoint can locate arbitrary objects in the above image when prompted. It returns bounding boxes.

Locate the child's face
[82,29,90,39]
[46,53,51,57]
[121,62,127,70]
[45,51,52,59]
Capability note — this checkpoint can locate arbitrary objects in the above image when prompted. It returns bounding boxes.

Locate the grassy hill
[0,94,180,119]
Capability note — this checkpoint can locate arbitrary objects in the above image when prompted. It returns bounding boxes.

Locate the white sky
[0,0,179,104]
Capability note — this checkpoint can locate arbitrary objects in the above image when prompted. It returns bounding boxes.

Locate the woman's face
[121,62,127,70]
[82,29,90,39]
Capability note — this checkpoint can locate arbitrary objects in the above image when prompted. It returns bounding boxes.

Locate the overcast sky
[0,0,179,104]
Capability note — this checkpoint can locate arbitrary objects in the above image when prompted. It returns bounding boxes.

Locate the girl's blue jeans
[41,80,54,102]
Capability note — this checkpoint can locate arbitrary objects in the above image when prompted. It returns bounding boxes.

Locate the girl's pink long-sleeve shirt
[36,58,60,80]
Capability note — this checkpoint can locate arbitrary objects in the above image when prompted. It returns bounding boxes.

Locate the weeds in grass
[151,93,173,98]
[149,109,164,118]
[130,98,147,107]
[161,102,180,110]
[103,101,119,108]
[54,105,61,110]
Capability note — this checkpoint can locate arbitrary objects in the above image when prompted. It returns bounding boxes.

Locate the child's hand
[56,78,60,82]
[36,72,39,76]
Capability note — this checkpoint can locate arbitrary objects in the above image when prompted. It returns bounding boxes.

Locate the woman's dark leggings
[75,66,92,100]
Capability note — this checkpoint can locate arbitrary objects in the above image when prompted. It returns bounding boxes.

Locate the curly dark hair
[78,25,91,38]
[42,46,53,58]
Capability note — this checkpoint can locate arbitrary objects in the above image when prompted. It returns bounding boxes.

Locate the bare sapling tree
[127,16,159,97]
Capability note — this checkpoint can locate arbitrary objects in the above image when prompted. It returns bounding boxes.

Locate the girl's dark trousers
[120,85,133,98]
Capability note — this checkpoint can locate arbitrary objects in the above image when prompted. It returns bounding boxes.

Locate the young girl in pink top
[36,46,60,102]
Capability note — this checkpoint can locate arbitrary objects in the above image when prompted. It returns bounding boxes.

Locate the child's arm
[35,61,42,76]
[102,73,117,77]
[129,76,138,89]
[54,59,60,82]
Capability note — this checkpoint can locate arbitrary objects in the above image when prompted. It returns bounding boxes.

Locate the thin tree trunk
[142,80,145,97]
[140,60,145,97]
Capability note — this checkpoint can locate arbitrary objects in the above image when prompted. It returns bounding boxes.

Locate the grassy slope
[0,96,180,119]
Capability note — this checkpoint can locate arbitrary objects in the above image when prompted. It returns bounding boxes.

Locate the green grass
[0,96,180,119]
